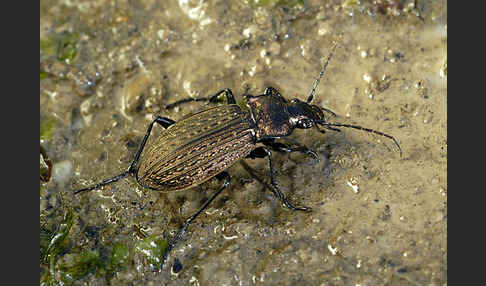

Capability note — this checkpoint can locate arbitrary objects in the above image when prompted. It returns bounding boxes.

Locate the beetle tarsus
[261,139,320,164]
[260,147,312,212]
[161,172,231,269]
[73,170,131,195]
[165,97,210,109]
[75,116,176,195]
[165,89,236,110]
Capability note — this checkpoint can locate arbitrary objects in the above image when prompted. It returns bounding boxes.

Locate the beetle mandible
[74,42,401,266]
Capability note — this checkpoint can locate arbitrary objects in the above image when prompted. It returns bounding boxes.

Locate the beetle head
[246,87,335,139]
[287,98,326,130]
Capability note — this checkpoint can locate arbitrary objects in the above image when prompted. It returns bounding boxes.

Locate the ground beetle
[74,43,401,267]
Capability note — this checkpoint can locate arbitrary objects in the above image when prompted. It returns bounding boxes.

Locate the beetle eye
[298,118,313,128]
[290,99,299,103]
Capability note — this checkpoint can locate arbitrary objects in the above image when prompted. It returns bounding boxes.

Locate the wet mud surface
[41,1,446,285]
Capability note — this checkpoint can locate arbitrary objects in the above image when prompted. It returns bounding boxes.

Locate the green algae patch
[134,235,168,269]
[248,0,304,8]
[40,37,57,57]
[57,250,103,283]
[40,208,76,285]
[40,118,56,141]
[40,30,79,65]
[41,209,75,262]
[40,70,49,79]
[108,242,130,271]
[57,31,79,64]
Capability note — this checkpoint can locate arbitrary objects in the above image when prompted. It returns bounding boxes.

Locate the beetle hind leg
[74,116,176,195]
[161,171,231,267]
[130,116,175,174]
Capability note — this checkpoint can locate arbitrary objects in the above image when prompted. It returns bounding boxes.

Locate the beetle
[74,42,401,266]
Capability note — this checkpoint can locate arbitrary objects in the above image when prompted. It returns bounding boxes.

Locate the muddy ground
[40,0,446,285]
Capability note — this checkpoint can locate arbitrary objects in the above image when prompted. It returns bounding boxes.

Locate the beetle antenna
[317,121,402,157]
[306,41,338,103]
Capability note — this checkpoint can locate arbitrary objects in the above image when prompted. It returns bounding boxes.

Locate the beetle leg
[261,139,319,163]
[245,146,268,159]
[165,89,236,109]
[73,116,176,195]
[162,171,231,267]
[247,147,311,212]
[245,87,280,102]
[320,107,338,118]
[208,88,236,104]
[129,116,175,173]
[73,171,131,195]
[165,97,211,109]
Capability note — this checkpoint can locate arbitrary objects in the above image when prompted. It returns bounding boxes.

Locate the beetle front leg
[261,138,319,163]
[165,89,236,109]
[246,147,311,212]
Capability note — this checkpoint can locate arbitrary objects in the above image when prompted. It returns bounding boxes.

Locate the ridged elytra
[74,42,402,268]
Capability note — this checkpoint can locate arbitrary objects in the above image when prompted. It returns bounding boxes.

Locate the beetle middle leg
[165,88,236,109]
[74,116,176,195]
[162,171,231,266]
[246,147,311,211]
[261,138,319,163]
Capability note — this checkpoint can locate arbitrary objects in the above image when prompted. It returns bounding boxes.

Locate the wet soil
[40,0,446,285]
